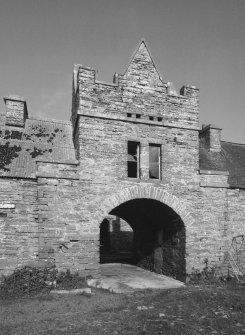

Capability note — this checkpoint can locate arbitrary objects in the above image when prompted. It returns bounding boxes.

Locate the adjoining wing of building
[0,40,244,280]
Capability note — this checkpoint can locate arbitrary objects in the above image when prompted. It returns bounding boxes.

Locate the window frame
[149,143,161,180]
[127,141,140,179]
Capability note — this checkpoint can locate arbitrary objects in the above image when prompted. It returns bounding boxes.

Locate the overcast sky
[0,0,244,143]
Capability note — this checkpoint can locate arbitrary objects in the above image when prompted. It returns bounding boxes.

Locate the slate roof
[1,110,245,188]
[199,137,245,188]
[0,117,76,179]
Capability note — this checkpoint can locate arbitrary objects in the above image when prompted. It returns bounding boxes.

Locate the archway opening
[99,198,186,281]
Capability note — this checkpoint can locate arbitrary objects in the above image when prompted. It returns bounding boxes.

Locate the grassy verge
[0,282,244,335]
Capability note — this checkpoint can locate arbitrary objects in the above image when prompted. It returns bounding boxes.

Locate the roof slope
[0,117,76,179]
[200,138,245,188]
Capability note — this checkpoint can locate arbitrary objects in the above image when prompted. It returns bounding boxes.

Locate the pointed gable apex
[122,39,164,86]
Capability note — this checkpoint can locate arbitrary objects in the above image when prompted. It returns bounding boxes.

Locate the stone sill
[121,177,164,185]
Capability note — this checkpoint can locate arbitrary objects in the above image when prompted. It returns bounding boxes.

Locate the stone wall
[226,189,245,273]
[1,40,245,280]
[0,178,38,275]
[37,161,100,278]
[69,41,245,278]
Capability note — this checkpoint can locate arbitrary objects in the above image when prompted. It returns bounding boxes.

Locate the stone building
[0,40,245,281]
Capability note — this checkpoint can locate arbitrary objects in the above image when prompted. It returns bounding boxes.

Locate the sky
[0,0,244,143]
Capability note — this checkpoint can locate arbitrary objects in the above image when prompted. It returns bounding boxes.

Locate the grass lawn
[0,283,245,335]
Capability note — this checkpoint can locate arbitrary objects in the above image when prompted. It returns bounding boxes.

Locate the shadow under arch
[97,186,193,281]
[95,186,194,229]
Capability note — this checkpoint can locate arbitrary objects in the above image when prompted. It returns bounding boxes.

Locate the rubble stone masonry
[0,40,244,279]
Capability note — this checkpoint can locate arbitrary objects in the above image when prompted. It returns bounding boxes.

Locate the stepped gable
[199,137,245,188]
[0,117,76,179]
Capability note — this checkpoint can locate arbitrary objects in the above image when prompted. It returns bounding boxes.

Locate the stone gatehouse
[0,40,245,281]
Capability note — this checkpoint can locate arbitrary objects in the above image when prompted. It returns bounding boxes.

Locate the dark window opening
[127,113,132,117]
[149,116,154,121]
[149,144,161,179]
[136,114,141,119]
[127,141,140,178]
[100,219,111,253]
[157,117,163,122]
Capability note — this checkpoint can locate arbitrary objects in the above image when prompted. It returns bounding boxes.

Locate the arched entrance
[97,186,192,281]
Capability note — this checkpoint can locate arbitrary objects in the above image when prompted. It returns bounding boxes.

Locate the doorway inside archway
[99,198,186,281]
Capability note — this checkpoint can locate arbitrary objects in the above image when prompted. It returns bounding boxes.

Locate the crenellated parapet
[72,39,200,141]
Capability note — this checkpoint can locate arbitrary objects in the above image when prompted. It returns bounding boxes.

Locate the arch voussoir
[97,185,194,228]
[130,186,138,199]
[109,196,120,209]
[122,188,131,202]
[144,186,152,199]
[169,195,179,211]
[160,190,169,204]
[154,187,162,202]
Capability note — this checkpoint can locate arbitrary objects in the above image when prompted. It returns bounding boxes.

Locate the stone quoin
[0,40,244,280]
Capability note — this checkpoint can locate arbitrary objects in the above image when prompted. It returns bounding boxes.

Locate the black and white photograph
[0,1,244,334]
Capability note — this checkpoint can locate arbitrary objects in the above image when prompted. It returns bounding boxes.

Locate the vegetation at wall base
[187,258,244,286]
[0,266,89,299]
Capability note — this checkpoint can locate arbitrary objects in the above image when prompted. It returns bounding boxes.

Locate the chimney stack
[200,124,222,152]
[4,95,28,127]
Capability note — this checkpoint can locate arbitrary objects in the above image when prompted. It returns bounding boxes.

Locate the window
[136,114,141,119]
[127,113,132,117]
[149,116,154,121]
[127,141,140,178]
[157,117,163,122]
[149,144,161,179]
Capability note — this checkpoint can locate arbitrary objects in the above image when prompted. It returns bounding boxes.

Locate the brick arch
[94,185,194,228]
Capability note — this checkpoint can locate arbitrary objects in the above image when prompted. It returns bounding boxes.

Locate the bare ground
[0,283,245,335]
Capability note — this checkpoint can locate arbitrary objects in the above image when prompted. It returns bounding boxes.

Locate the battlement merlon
[71,64,199,131]
[180,85,199,103]
[74,64,199,101]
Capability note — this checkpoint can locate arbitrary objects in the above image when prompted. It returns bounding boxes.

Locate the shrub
[0,266,89,299]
